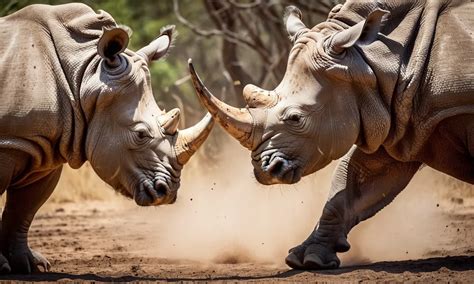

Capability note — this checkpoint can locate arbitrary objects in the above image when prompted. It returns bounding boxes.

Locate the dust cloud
[129,137,464,266]
[341,167,450,266]
[134,137,331,264]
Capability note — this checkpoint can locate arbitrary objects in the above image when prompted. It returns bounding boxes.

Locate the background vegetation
[1,0,342,122]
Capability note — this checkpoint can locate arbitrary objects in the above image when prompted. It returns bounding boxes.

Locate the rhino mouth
[133,177,179,206]
[253,151,302,185]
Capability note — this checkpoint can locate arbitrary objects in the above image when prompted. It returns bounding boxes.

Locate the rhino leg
[0,155,17,273]
[286,146,421,270]
[1,166,62,274]
[0,222,9,273]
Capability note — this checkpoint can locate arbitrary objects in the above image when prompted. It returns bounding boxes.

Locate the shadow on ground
[0,255,472,282]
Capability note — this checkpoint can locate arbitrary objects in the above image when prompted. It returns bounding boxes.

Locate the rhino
[189,0,474,270]
[0,3,213,273]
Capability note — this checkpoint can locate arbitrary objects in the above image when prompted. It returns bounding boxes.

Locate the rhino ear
[98,27,129,68]
[327,4,343,19]
[326,8,389,55]
[137,25,174,64]
[284,6,309,41]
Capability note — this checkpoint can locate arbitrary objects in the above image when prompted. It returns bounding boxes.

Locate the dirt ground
[1,142,473,283]
[0,198,471,283]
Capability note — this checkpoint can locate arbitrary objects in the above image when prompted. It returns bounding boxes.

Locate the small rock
[131,265,140,273]
[450,197,464,204]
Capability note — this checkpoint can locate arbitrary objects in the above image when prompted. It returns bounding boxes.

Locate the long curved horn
[243,84,278,108]
[175,113,214,165]
[188,59,254,149]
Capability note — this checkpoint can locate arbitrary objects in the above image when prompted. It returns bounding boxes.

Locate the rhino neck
[44,4,118,168]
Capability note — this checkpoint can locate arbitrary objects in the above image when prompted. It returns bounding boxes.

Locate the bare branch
[228,0,262,9]
[176,0,337,104]
[259,49,288,87]
[173,0,223,37]
[291,0,334,17]
[174,0,271,60]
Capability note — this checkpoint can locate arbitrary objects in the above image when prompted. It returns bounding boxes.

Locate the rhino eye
[137,130,148,139]
[282,108,305,126]
[288,114,301,122]
[134,128,152,142]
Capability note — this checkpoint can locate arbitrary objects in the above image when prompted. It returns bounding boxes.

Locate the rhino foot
[0,253,11,274]
[7,248,51,274]
[285,236,349,270]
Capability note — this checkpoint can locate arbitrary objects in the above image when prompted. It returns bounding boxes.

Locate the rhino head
[189,6,388,185]
[82,26,213,205]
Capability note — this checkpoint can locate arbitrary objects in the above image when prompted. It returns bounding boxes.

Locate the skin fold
[0,3,213,274]
[190,0,474,269]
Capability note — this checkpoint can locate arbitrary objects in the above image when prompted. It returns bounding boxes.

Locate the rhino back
[419,2,474,119]
[0,4,116,185]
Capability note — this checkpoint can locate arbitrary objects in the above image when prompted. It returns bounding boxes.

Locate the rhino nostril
[154,181,169,198]
[268,158,287,176]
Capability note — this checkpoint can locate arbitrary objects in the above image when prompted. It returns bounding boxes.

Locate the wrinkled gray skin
[0,4,213,274]
[190,0,473,270]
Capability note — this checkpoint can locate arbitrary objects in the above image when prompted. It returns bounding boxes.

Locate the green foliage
[150,60,179,93]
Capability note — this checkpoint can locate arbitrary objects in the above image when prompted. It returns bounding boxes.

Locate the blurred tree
[1,0,342,119]
[174,0,344,106]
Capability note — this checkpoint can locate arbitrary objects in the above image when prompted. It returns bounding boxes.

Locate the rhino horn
[243,84,277,108]
[188,59,254,149]
[159,108,181,135]
[175,113,214,165]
